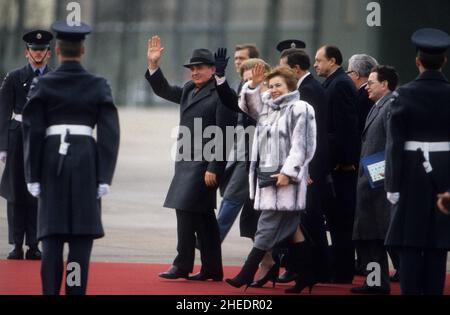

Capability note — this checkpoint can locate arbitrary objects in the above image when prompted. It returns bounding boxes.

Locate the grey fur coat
[239,82,317,211]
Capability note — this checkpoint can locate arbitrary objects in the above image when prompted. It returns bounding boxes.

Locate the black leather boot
[285,241,316,294]
[226,247,266,290]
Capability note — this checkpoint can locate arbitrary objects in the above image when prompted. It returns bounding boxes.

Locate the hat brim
[183,61,214,68]
[27,44,50,50]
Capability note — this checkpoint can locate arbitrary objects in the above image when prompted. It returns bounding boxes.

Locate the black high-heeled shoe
[249,263,279,288]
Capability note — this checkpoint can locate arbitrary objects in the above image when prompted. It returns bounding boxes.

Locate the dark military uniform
[22,21,120,295]
[385,28,450,295]
[0,30,53,259]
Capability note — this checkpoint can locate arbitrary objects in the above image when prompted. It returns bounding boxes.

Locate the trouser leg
[399,247,423,295]
[197,210,223,276]
[12,203,26,246]
[7,202,14,245]
[65,236,94,295]
[173,210,196,273]
[423,249,447,295]
[25,202,38,248]
[41,236,65,295]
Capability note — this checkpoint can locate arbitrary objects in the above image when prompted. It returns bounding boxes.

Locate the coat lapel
[362,92,392,135]
[182,79,214,113]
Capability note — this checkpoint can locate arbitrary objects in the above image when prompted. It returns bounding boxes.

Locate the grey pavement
[0,108,253,266]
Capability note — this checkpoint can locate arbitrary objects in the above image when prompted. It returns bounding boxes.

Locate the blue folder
[361,151,385,189]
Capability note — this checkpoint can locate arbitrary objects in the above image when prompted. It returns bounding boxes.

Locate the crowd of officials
[0,19,449,295]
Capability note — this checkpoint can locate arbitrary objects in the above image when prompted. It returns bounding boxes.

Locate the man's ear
[415,56,422,69]
[55,46,61,56]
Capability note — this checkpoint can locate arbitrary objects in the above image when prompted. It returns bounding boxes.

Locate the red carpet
[1,259,449,295]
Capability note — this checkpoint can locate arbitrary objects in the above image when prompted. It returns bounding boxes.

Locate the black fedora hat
[183,48,214,68]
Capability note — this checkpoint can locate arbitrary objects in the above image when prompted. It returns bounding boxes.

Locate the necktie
[34,69,41,77]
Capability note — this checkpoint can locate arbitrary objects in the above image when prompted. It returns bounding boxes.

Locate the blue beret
[276,39,306,52]
[22,30,53,49]
[411,28,450,54]
[52,20,92,42]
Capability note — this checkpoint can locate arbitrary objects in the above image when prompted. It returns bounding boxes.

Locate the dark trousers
[326,170,357,282]
[7,202,14,244]
[356,240,390,290]
[301,180,331,282]
[41,235,93,295]
[399,247,447,295]
[9,201,38,247]
[173,209,223,276]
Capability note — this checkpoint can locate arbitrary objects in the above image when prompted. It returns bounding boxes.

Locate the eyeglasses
[346,70,356,75]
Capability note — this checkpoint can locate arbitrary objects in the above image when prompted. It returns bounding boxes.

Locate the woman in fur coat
[225,65,317,293]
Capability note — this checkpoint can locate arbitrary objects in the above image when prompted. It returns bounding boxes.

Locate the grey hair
[348,54,378,78]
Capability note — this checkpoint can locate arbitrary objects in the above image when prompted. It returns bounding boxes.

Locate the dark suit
[322,67,359,283]
[356,84,374,137]
[22,61,120,294]
[385,70,450,295]
[146,68,235,275]
[298,74,331,282]
[215,79,260,240]
[353,92,396,291]
[0,64,50,247]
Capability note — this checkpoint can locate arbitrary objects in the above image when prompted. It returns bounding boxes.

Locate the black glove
[214,48,229,77]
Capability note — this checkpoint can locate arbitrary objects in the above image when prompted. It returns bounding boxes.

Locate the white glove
[0,151,7,163]
[97,183,110,199]
[387,192,400,205]
[27,183,41,198]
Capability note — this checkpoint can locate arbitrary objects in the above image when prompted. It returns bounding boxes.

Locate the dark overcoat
[385,71,450,249]
[353,92,395,240]
[145,68,236,213]
[322,67,359,167]
[0,64,51,204]
[22,61,120,240]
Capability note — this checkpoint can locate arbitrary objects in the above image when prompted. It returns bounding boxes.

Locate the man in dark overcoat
[279,48,331,283]
[314,45,359,283]
[146,36,235,281]
[22,21,120,295]
[385,28,450,295]
[0,29,53,260]
[351,65,399,294]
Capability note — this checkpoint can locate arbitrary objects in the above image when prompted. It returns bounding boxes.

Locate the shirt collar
[297,72,311,89]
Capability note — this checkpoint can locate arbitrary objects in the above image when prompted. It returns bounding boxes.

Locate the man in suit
[385,28,450,295]
[216,44,259,242]
[279,48,331,283]
[22,21,120,295]
[146,36,235,281]
[351,65,399,295]
[346,54,378,138]
[0,29,53,260]
[314,45,359,283]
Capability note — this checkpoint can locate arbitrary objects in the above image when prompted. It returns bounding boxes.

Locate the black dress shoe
[158,266,189,279]
[7,247,24,260]
[350,285,390,295]
[188,272,222,281]
[389,270,400,282]
[25,248,42,260]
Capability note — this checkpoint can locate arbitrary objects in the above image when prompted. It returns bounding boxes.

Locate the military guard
[22,21,120,295]
[0,29,53,260]
[385,28,450,295]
